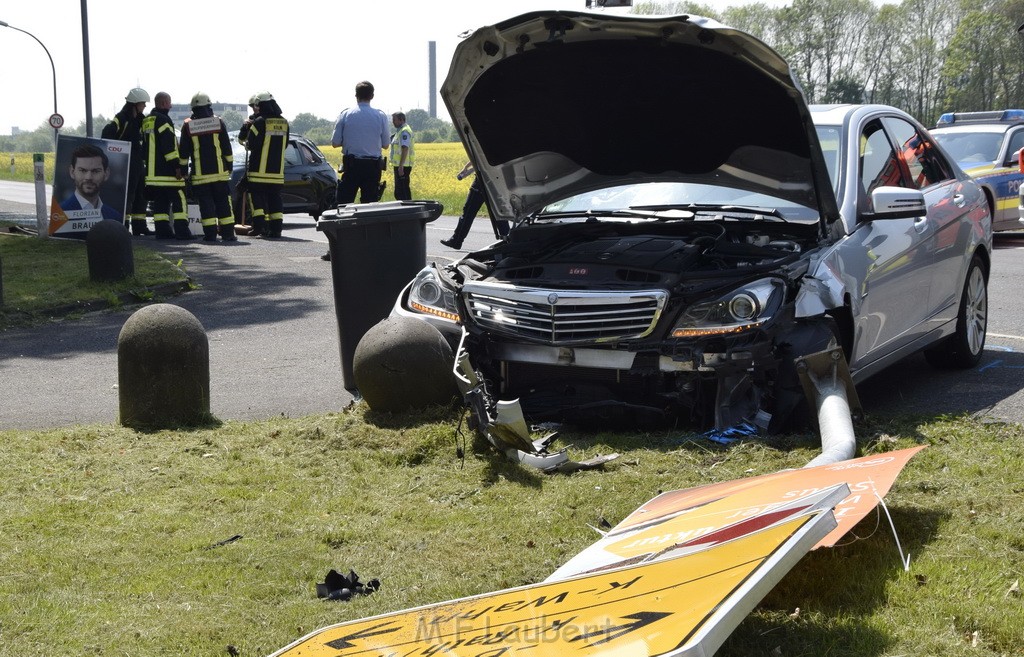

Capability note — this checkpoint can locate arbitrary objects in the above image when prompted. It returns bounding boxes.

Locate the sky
[0,0,787,135]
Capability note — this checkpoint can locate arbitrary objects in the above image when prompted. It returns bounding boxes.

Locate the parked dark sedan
[228,131,337,222]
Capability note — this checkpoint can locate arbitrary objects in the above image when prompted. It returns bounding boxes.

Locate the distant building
[167,102,248,125]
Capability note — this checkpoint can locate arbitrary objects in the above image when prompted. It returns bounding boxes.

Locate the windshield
[539,182,821,222]
[931,131,1003,164]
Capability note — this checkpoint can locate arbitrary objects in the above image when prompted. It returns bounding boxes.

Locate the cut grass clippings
[0,229,189,328]
[0,408,1021,656]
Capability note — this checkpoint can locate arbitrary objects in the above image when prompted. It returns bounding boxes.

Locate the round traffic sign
[48,113,65,129]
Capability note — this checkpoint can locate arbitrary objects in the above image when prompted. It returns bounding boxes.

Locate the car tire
[924,255,987,369]
[312,187,336,220]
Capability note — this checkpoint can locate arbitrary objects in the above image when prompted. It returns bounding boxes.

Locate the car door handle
[952,193,966,207]
[914,216,929,232]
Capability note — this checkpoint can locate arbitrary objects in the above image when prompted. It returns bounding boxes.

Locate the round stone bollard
[353,316,459,412]
[87,219,134,282]
[118,303,211,429]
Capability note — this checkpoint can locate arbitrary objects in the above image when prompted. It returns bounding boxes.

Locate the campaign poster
[49,135,131,238]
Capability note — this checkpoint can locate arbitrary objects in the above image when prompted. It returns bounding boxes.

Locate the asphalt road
[2,180,1023,432]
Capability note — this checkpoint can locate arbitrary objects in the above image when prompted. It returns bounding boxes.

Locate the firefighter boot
[248,215,266,238]
[174,219,195,240]
[202,225,219,242]
[219,223,237,242]
[265,218,283,239]
[154,220,175,239]
[131,219,153,236]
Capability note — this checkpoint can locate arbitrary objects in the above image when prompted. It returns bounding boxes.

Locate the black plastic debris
[316,568,381,601]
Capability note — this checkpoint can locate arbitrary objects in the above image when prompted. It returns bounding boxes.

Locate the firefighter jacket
[142,107,183,187]
[178,112,233,185]
[241,114,289,185]
[101,104,145,166]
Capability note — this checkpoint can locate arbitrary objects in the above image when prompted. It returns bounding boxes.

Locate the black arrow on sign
[324,621,401,650]
[569,611,672,647]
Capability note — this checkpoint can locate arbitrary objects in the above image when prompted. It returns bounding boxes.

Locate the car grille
[461,282,667,345]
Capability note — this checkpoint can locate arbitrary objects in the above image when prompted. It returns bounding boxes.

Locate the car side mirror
[867,186,927,220]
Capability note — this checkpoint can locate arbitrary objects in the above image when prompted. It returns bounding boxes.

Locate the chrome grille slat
[462,282,667,345]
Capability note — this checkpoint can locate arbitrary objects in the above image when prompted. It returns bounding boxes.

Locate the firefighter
[142,91,189,239]
[178,92,236,241]
[238,91,289,238]
[101,87,152,236]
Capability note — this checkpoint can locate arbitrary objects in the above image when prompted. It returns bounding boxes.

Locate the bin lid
[317,200,443,230]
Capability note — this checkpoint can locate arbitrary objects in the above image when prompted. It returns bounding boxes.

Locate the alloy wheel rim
[965,266,987,356]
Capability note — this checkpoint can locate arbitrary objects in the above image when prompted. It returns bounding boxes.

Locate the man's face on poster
[69,156,109,201]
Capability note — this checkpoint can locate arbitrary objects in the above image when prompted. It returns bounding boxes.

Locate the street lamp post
[0,20,59,148]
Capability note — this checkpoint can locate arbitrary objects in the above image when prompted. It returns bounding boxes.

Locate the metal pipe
[797,348,859,468]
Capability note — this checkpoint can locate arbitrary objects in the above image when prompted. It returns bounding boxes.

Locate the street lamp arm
[0,20,58,114]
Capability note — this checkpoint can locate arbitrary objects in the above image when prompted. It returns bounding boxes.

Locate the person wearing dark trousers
[324,80,390,260]
[142,91,189,239]
[389,111,414,201]
[101,87,152,235]
[441,162,510,250]
[178,92,236,241]
[239,92,289,239]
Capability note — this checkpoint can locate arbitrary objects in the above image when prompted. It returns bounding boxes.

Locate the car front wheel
[924,255,987,369]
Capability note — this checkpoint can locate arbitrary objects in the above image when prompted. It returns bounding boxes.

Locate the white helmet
[125,87,150,103]
[254,91,274,103]
[190,92,211,108]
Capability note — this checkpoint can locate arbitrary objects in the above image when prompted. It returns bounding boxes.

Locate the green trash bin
[317,200,443,392]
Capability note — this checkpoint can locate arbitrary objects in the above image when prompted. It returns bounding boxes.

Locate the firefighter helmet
[125,87,150,103]
[190,92,212,108]
[254,91,274,103]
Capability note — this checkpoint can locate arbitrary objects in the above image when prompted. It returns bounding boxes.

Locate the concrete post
[118,304,212,429]
[87,219,134,282]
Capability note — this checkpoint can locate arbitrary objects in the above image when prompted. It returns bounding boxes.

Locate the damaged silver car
[393,11,992,462]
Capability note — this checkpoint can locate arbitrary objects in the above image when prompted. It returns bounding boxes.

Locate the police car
[930,110,1024,232]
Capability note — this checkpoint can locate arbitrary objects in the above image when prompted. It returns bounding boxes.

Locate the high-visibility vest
[389,123,414,168]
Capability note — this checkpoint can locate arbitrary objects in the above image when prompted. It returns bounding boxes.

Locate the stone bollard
[87,220,134,282]
[353,316,459,412]
[118,303,211,429]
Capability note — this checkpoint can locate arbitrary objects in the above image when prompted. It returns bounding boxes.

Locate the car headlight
[406,267,460,323]
[671,278,784,337]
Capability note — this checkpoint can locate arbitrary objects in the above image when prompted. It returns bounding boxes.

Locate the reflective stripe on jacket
[389,123,414,167]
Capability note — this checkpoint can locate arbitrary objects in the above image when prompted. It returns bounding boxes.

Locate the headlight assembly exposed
[406,267,460,323]
[671,278,784,337]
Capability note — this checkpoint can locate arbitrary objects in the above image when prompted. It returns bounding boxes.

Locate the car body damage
[392,12,992,468]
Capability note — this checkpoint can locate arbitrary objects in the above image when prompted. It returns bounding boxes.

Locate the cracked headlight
[405,268,460,323]
[671,278,784,337]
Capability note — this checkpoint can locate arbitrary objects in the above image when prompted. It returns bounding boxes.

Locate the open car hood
[442,11,841,227]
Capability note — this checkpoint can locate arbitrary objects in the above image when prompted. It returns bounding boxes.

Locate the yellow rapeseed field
[3,143,480,218]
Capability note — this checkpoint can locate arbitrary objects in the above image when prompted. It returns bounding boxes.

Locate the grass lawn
[0,407,1021,657]
[0,227,189,328]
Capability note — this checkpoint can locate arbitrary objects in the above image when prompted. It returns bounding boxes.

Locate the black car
[228,132,337,222]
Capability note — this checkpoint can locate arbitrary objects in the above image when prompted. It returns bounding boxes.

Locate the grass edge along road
[0,229,189,328]
[0,409,1021,656]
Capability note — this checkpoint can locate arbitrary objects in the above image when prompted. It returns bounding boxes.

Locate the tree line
[635,0,1024,126]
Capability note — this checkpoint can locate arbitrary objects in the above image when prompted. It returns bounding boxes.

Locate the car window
[883,117,952,189]
[297,142,322,165]
[931,131,1003,163]
[1006,129,1024,165]
[860,120,902,201]
[815,126,841,193]
[284,143,302,166]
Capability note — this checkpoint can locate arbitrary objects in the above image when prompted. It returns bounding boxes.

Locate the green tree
[220,109,246,132]
[291,112,333,137]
